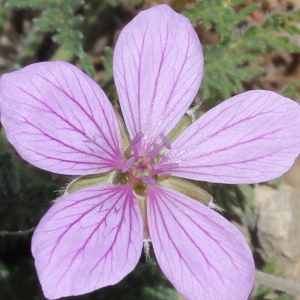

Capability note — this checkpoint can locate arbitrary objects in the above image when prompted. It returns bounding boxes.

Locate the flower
[1,4,300,300]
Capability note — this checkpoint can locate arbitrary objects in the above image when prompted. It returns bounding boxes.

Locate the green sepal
[66,170,120,194]
[114,108,131,158]
[157,176,212,205]
[167,113,192,143]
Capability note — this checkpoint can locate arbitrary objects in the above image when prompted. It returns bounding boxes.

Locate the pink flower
[1,4,300,300]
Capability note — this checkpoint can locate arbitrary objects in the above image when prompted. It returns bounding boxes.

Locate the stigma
[121,132,177,191]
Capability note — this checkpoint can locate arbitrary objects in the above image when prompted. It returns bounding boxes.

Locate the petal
[160,90,300,183]
[114,4,203,154]
[147,186,254,300]
[0,61,123,175]
[31,184,143,299]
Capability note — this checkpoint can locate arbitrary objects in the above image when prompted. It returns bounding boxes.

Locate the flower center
[121,132,176,192]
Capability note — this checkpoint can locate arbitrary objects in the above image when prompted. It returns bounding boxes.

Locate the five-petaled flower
[1,4,300,300]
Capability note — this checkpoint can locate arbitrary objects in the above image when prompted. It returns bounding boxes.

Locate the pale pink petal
[0,61,123,175]
[159,90,300,183]
[147,186,254,300]
[114,4,203,154]
[31,184,143,299]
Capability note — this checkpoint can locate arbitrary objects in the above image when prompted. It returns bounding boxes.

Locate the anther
[149,134,171,161]
[131,132,144,146]
[131,132,144,157]
[159,133,171,149]
[121,156,135,173]
[141,176,156,185]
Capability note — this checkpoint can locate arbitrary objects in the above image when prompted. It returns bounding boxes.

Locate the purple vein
[155,191,231,290]
[36,74,118,158]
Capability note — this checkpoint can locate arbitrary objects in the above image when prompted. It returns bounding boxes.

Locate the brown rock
[253,184,300,284]
[284,156,300,192]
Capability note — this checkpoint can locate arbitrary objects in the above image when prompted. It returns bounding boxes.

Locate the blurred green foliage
[1,0,300,299]
[3,0,96,77]
[185,0,300,107]
[0,0,143,77]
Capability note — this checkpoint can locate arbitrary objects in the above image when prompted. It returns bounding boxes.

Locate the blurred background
[1,0,300,299]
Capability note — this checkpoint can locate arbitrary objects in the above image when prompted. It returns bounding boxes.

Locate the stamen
[131,132,144,146]
[149,133,172,161]
[131,132,144,158]
[149,144,164,161]
[121,156,135,173]
[122,132,174,187]
[159,133,171,149]
[141,176,156,185]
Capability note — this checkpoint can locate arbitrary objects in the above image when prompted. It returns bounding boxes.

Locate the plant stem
[0,227,35,236]
[255,270,300,295]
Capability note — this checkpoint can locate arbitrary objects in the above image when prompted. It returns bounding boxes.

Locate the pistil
[121,132,176,190]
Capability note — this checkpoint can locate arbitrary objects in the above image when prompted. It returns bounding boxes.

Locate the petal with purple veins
[114,4,203,154]
[32,184,143,299]
[147,186,254,300]
[0,61,123,175]
[160,90,300,183]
